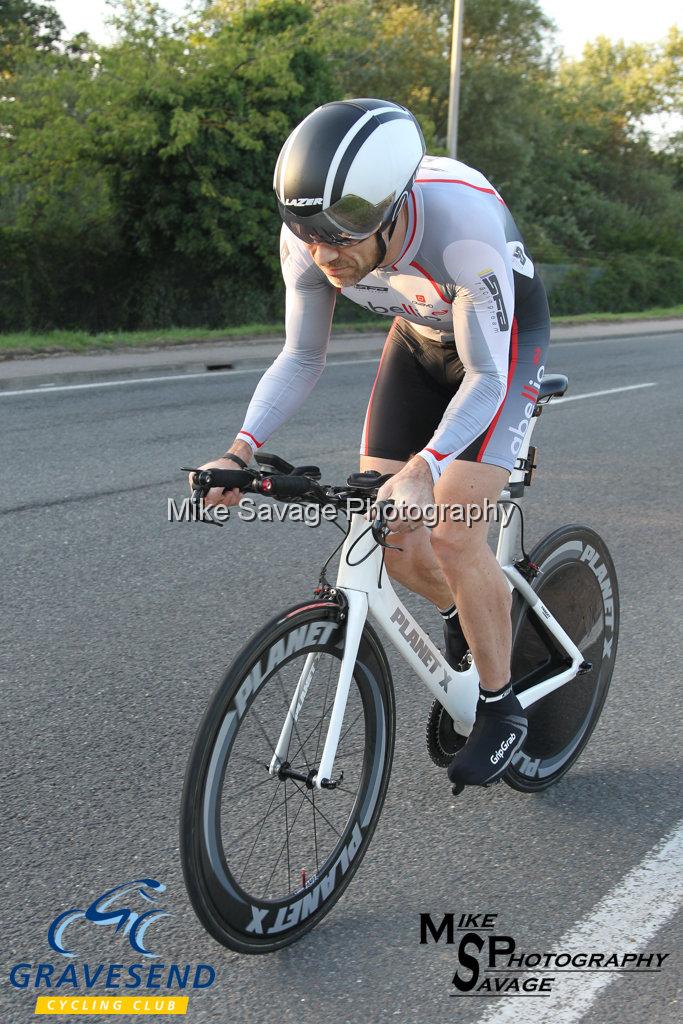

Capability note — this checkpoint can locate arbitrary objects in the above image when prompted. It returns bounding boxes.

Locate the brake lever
[182,468,225,526]
[371,500,403,551]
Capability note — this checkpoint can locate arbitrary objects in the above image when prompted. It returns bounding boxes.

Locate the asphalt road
[1,328,682,1024]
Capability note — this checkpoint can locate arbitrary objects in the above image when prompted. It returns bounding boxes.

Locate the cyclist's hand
[376,456,434,533]
[188,457,244,509]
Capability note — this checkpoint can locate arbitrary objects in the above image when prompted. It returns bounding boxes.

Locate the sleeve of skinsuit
[236,227,336,452]
[416,237,514,482]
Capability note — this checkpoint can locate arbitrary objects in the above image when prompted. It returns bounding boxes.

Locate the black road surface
[1,330,681,1024]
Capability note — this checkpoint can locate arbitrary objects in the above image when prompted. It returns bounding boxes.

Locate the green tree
[0,0,64,76]
[0,0,335,329]
[549,31,683,261]
[90,0,334,325]
[1,0,682,329]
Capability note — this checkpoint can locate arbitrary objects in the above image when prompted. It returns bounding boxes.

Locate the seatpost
[496,415,539,566]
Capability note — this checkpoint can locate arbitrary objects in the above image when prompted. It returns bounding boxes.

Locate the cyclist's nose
[314,243,341,265]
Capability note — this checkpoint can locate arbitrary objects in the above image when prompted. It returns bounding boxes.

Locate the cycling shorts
[360,316,550,473]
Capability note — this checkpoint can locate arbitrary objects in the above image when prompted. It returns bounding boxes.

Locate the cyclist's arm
[416,239,514,481]
[235,230,336,454]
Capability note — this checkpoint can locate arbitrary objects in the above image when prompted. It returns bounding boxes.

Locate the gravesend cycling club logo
[419,911,670,997]
[48,879,169,958]
[8,877,217,1017]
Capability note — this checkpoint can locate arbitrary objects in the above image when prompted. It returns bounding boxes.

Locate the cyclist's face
[306,234,382,288]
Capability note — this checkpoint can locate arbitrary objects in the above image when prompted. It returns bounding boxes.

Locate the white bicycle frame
[269,412,585,789]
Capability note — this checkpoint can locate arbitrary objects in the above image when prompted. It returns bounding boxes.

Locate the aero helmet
[274,98,426,248]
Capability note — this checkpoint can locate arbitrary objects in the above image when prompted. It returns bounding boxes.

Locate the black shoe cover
[447,697,527,787]
[443,613,468,669]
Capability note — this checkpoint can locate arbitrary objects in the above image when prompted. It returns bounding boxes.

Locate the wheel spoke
[334,745,366,758]
[231,753,271,769]
[288,778,343,839]
[287,710,330,767]
[225,772,275,799]
[248,707,278,758]
[286,707,364,778]
[236,784,286,884]
[333,783,361,799]
[262,788,309,898]
[337,707,364,747]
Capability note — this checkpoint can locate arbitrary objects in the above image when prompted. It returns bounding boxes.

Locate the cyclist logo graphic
[47,879,169,959]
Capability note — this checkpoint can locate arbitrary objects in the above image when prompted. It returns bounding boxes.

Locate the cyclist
[193,98,550,788]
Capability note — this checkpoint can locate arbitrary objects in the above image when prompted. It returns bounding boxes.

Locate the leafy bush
[1,1,681,331]
[546,255,683,316]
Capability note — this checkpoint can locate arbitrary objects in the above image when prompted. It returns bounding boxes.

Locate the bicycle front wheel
[505,525,619,792]
[180,599,395,953]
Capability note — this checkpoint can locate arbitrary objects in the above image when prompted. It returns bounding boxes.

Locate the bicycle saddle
[537,374,568,401]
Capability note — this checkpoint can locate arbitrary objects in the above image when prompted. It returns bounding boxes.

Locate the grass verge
[2,305,682,358]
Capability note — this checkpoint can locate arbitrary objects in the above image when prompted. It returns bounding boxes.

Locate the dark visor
[278,191,394,246]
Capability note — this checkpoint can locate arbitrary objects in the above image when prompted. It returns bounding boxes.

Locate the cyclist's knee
[431,520,483,557]
[382,528,419,580]
[382,545,404,580]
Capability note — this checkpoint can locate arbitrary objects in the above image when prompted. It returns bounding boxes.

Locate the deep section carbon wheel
[505,525,619,792]
[180,601,395,953]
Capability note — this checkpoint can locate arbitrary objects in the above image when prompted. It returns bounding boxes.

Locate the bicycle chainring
[426,697,467,768]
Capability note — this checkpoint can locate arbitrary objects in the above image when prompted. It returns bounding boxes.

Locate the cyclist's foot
[447,683,527,787]
[439,604,469,669]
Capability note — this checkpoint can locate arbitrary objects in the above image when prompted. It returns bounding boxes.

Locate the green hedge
[545,255,683,316]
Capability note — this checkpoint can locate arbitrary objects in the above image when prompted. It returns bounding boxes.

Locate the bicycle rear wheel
[505,525,619,792]
[180,600,395,953]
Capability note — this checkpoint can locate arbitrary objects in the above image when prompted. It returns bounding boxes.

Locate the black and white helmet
[274,98,426,246]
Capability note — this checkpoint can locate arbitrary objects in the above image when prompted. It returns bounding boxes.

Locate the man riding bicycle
[193,98,551,788]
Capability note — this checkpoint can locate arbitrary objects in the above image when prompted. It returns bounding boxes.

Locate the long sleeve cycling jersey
[237,155,547,480]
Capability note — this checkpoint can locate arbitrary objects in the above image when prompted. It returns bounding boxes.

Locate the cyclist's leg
[429,314,551,687]
[431,315,550,784]
[431,461,511,690]
[359,318,454,609]
[360,452,452,606]
[430,462,526,786]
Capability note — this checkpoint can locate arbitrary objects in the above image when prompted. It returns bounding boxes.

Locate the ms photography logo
[420,913,670,998]
[8,877,217,1017]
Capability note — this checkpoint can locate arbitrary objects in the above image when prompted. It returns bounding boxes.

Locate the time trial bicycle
[179,372,619,953]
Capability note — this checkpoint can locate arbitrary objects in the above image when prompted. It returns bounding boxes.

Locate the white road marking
[1,321,680,399]
[551,330,681,348]
[0,358,384,397]
[0,364,659,401]
[551,382,656,404]
[472,820,683,1024]
[0,366,258,396]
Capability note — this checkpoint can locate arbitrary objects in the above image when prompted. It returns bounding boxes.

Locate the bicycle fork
[268,589,368,789]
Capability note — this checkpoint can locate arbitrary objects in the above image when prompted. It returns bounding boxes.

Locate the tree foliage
[1,0,333,328]
[0,0,681,330]
[1,0,64,77]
